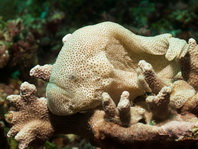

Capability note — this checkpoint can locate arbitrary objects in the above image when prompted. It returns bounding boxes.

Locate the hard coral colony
[6,22,198,149]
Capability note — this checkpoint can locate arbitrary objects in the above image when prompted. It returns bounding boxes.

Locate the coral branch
[137,60,166,94]
[7,95,24,110]
[188,38,197,50]
[117,91,131,127]
[30,64,52,81]
[179,39,198,90]
[102,91,132,126]
[146,86,171,120]
[0,44,9,68]
[102,92,119,120]
[6,82,198,149]
[6,82,54,149]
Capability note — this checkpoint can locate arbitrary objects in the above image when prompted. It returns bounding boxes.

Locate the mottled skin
[46,22,189,115]
[5,24,198,149]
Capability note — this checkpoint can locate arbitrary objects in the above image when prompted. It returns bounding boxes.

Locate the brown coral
[137,60,167,94]
[7,82,54,149]
[0,18,39,82]
[180,41,198,90]
[6,81,198,149]
[102,91,132,126]
[0,41,9,68]
[30,64,52,81]
[0,19,24,68]
[146,86,171,120]
[6,23,198,149]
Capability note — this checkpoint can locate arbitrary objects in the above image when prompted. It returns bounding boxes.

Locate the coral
[6,82,54,149]
[0,41,9,68]
[6,22,198,149]
[46,21,189,115]
[0,19,23,68]
[137,60,167,94]
[0,18,38,80]
[30,64,52,81]
[188,38,197,50]
[102,92,119,120]
[6,81,198,149]
[0,79,21,116]
[102,91,132,126]
[10,33,38,68]
[146,86,171,120]
[179,39,198,90]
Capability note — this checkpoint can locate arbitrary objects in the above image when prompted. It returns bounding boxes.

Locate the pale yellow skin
[46,22,189,115]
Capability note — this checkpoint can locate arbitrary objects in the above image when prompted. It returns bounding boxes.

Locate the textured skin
[7,82,54,149]
[30,64,52,81]
[137,60,166,94]
[46,22,189,115]
[146,86,171,120]
[7,82,198,149]
[180,47,198,90]
[169,80,196,109]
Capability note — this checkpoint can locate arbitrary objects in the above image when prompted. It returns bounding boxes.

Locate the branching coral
[5,22,198,149]
[0,42,9,68]
[6,81,198,149]
[137,60,167,94]
[102,91,132,126]
[7,82,54,149]
[0,19,23,68]
[146,86,171,120]
[0,18,38,77]
[30,64,52,81]
[179,39,198,90]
